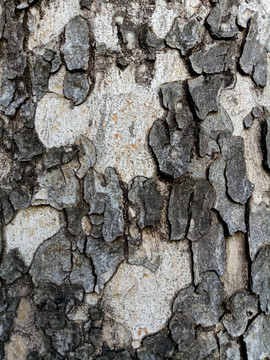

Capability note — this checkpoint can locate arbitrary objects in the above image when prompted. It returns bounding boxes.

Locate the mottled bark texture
[0,0,270,359]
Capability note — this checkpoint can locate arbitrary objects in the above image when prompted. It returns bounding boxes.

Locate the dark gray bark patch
[249,202,270,260]
[128,176,162,229]
[222,290,258,337]
[239,14,269,87]
[251,245,270,315]
[137,329,175,360]
[172,330,218,360]
[9,180,33,210]
[0,249,27,284]
[188,75,224,120]
[84,168,124,243]
[187,179,215,241]
[169,312,196,351]
[189,41,237,75]
[168,178,194,241]
[209,155,246,235]
[192,214,226,285]
[206,0,240,39]
[218,331,242,360]
[149,119,194,179]
[199,106,233,157]
[63,72,90,105]
[244,314,270,360]
[62,16,90,71]
[86,235,125,293]
[219,131,254,205]
[30,55,51,100]
[263,116,270,172]
[14,129,43,161]
[168,178,215,242]
[69,250,95,293]
[66,202,89,236]
[30,229,72,286]
[173,271,224,327]
[166,18,202,56]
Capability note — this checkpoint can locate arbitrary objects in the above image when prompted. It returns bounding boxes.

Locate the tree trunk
[0,0,270,359]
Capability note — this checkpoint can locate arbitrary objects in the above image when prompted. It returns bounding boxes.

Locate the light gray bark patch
[187,75,224,120]
[219,131,254,205]
[239,14,270,87]
[222,290,258,337]
[30,229,72,286]
[128,177,162,229]
[86,235,125,293]
[84,168,124,243]
[249,202,270,260]
[192,214,226,285]
[189,41,237,75]
[244,314,270,360]
[209,155,246,235]
[166,17,202,56]
[62,16,90,71]
[173,271,224,327]
[251,245,270,315]
[63,72,90,105]
[206,0,240,39]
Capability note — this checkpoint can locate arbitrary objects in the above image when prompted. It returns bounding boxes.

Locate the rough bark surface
[0,0,270,359]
